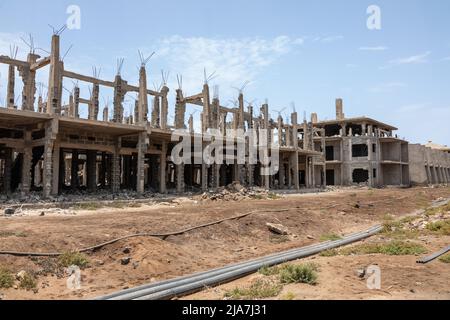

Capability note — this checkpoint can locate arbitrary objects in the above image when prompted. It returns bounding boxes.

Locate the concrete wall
[409,143,450,185]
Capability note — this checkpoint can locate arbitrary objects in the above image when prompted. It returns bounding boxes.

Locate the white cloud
[154,35,304,98]
[389,51,431,65]
[442,56,450,61]
[369,82,407,93]
[316,35,344,43]
[359,46,388,51]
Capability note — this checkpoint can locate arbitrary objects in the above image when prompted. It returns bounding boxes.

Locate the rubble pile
[0,189,165,206]
[199,182,278,202]
[408,211,450,231]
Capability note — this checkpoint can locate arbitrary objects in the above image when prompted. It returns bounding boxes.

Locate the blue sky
[0,0,449,145]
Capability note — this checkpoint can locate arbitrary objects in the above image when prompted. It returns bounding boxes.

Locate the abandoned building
[0,33,448,199]
[312,99,410,187]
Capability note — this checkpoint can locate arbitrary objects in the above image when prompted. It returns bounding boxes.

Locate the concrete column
[432,166,438,184]
[51,141,60,196]
[136,132,147,194]
[58,149,66,191]
[202,163,208,191]
[246,164,253,188]
[47,35,63,115]
[20,53,38,111]
[113,76,126,123]
[111,139,121,193]
[88,84,100,121]
[161,87,169,130]
[86,151,97,192]
[43,139,54,198]
[176,165,185,193]
[3,148,12,195]
[278,161,285,188]
[74,86,80,118]
[137,66,148,124]
[286,161,292,188]
[71,150,79,190]
[263,169,270,190]
[21,131,32,194]
[7,65,16,109]
[428,166,433,184]
[99,152,106,187]
[151,96,160,128]
[175,89,186,129]
[159,142,167,193]
[291,152,300,190]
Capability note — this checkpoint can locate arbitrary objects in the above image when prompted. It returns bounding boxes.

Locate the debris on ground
[266,223,290,235]
[120,257,131,266]
[4,208,15,216]
[198,182,278,202]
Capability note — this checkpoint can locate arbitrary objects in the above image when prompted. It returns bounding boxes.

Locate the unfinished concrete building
[312,99,410,187]
[0,34,448,199]
[0,34,326,199]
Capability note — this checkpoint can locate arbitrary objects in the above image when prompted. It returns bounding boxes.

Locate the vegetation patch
[341,241,426,256]
[75,202,103,210]
[0,268,15,289]
[319,249,339,257]
[0,231,27,238]
[425,202,450,217]
[320,234,342,241]
[281,292,296,300]
[258,265,280,276]
[267,193,280,200]
[426,220,450,236]
[279,263,318,285]
[58,252,90,269]
[382,217,419,240]
[224,279,282,300]
[439,253,450,264]
[18,272,37,291]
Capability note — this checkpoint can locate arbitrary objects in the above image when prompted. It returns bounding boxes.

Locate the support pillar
[4,148,12,195]
[86,150,97,192]
[176,165,185,194]
[51,142,60,196]
[111,139,121,193]
[21,131,32,194]
[292,152,300,190]
[136,132,148,194]
[159,142,167,193]
[201,163,208,191]
[71,150,79,190]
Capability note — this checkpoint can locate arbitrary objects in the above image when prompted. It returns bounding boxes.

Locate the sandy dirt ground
[0,186,449,300]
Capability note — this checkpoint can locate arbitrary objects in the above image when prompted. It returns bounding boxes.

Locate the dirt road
[0,186,449,300]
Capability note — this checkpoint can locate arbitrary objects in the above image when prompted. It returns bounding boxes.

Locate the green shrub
[0,268,14,289]
[225,279,282,300]
[258,265,280,276]
[341,241,426,256]
[426,220,450,236]
[319,249,339,257]
[439,253,450,263]
[58,252,89,269]
[18,272,37,291]
[279,263,318,285]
